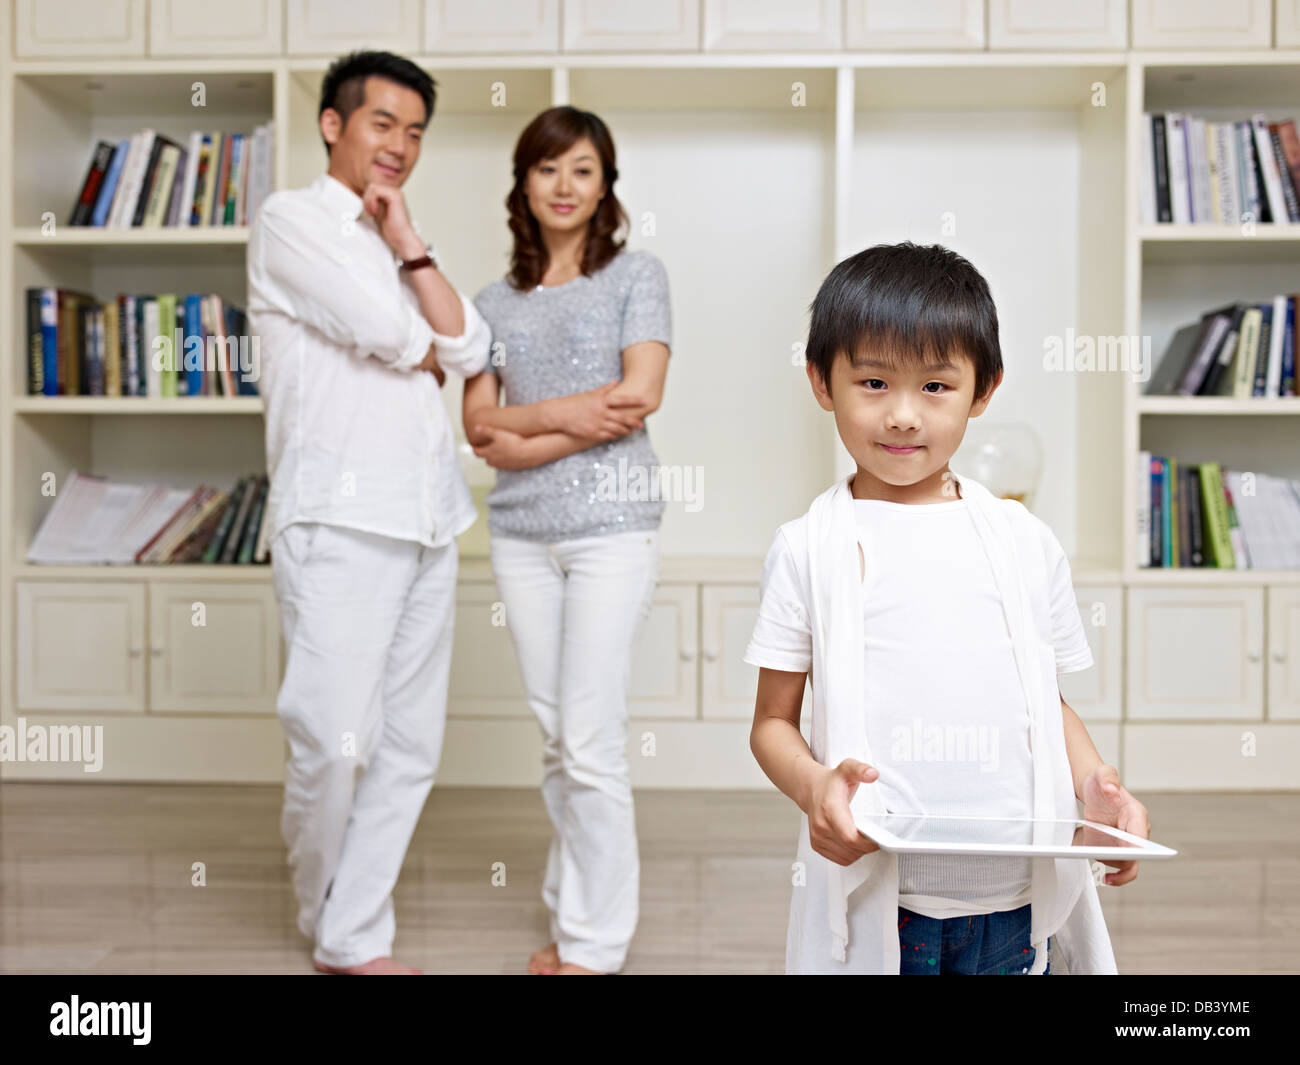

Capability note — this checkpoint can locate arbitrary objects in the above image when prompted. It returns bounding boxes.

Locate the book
[69,141,115,225]
[203,476,249,563]
[90,139,131,227]
[219,474,259,562]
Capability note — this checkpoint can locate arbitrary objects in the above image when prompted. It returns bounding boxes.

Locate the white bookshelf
[3,0,1299,790]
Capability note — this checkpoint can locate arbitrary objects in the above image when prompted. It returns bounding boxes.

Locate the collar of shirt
[316,172,364,222]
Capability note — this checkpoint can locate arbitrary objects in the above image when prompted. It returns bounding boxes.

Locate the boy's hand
[1081,764,1150,886]
[807,758,882,866]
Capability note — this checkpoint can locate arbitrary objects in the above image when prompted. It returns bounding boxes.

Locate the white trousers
[490,528,659,972]
[271,521,457,967]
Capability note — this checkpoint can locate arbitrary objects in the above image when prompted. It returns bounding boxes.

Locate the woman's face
[524,136,606,236]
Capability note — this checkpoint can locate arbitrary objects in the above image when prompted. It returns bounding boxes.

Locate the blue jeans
[898,904,1050,974]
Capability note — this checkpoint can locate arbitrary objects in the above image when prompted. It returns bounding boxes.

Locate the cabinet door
[988,0,1127,49]
[703,0,842,51]
[286,0,422,56]
[700,584,761,720]
[14,0,146,57]
[16,582,146,713]
[424,0,559,52]
[148,583,281,714]
[629,585,698,719]
[1126,587,1264,720]
[1268,588,1300,720]
[563,0,701,51]
[448,581,530,718]
[150,0,282,56]
[1132,0,1272,48]
[844,0,984,50]
[1058,585,1122,722]
[1280,0,1300,46]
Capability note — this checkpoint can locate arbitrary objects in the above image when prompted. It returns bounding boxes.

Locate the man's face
[322,76,426,193]
[808,346,1000,502]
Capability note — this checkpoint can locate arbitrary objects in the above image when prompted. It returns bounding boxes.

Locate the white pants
[271,521,458,967]
[490,528,659,972]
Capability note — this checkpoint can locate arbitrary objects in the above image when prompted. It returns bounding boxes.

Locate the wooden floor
[0,784,1295,974]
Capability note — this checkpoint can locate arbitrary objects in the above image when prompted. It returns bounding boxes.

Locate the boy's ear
[806,359,835,412]
[969,369,1003,417]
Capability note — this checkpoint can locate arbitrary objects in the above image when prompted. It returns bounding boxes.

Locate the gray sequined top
[473,248,672,543]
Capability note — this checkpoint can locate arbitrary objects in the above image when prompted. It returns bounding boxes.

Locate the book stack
[1139,112,1300,225]
[1145,298,1296,398]
[26,471,272,565]
[67,123,274,228]
[1137,456,1300,569]
[25,288,258,398]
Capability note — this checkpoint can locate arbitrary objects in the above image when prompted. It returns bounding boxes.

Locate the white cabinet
[1058,585,1123,722]
[13,0,146,57]
[844,0,984,51]
[449,581,697,720]
[1126,587,1264,720]
[563,0,701,52]
[1268,588,1300,720]
[1278,0,1300,46]
[1131,0,1273,48]
[629,585,698,719]
[703,0,842,51]
[700,584,759,720]
[988,0,1128,50]
[286,0,422,56]
[149,0,282,56]
[448,581,530,717]
[147,583,281,714]
[16,582,147,713]
[423,0,560,53]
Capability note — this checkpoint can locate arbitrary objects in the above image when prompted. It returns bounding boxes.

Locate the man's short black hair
[806,242,1002,401]
[318,50,437,154]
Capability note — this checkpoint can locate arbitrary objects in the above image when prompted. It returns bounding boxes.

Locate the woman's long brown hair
[505,106,629,291]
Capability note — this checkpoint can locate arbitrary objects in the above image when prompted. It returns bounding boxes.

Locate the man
[247,51,490,974]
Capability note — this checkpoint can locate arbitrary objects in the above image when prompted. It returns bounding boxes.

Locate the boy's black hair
[805,242,1002,402]
[318,51,437,155]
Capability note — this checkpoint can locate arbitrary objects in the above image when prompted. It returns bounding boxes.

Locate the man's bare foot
[527,943,560,975]
[313,956,422,975]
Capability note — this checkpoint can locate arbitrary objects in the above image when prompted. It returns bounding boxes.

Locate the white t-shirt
[744,495,1094,918]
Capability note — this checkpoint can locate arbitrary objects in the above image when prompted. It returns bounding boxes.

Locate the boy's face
[807,347,1001,503]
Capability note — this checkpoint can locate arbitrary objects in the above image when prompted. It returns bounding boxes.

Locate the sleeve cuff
[430,291,491,377]
[393,303,436,371]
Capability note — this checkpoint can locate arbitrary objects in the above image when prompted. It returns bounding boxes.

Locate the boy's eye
[923,382,947,393]
[862,379,885,390]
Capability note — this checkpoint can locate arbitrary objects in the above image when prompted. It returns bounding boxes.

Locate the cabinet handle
[150,646,165,657]
[703,650,718,662]
[679,649,694,662]
[128,647,143,658]
[1274,651,1287,663]
[1246,650,1261,663]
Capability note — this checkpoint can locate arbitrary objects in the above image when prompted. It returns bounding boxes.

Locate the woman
[464,106,671,975]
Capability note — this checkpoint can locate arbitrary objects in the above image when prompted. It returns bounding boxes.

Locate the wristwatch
[399,244,439,272]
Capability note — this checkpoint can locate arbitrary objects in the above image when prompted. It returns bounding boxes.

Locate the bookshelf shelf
[12,398,264,414]
[1137,397,1300,414]
[12,562,271,581]
[12,227,249,245]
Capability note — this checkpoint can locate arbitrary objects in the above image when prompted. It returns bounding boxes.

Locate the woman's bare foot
[314,956,422,975]
[555,961,605,975]
[527,943,560,974]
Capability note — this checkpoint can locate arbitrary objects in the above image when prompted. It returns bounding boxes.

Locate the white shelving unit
[3,0,1298,791]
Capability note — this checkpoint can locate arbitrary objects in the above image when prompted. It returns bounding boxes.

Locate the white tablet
[855,813,1176,860]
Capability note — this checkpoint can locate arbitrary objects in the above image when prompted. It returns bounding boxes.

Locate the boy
[745,242,1149,974]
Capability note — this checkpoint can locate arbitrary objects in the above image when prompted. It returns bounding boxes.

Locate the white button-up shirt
[248,173,490,549]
